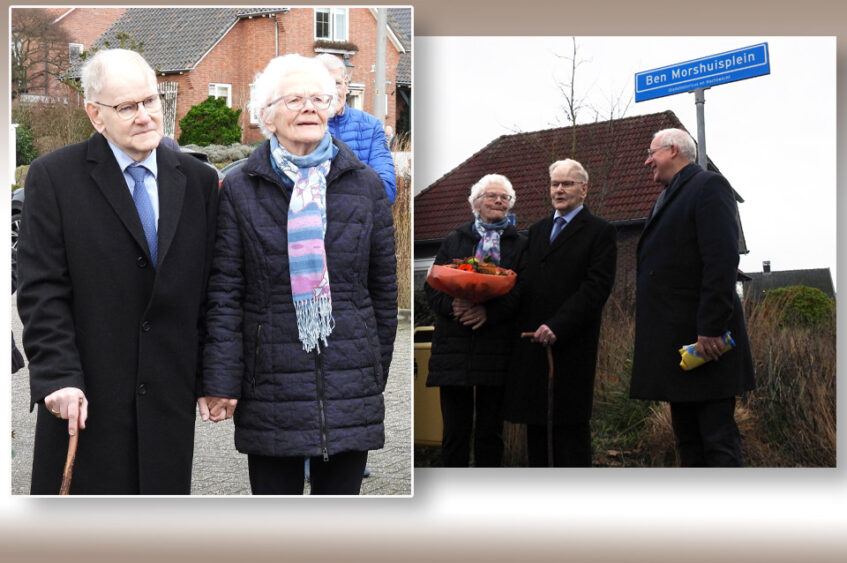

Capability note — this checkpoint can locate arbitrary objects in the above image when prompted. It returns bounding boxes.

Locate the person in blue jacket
[318,53,396,203]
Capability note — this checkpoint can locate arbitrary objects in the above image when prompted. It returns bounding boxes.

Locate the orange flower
[457,263,474,272]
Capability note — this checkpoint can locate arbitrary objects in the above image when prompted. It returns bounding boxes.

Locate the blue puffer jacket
[202,138,397,459]
[327,106,396,203]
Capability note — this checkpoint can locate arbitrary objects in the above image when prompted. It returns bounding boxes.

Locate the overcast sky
[415,36,837,283]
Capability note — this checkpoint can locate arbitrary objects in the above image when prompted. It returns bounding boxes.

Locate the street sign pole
[695,88,707,168]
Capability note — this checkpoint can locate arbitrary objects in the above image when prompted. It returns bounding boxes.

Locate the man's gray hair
[549,159,589,183]
[250,54,338,139]
[316,53,348,78]
[81,49,156,101]
[654,128,697,162]
[467,173,516,217]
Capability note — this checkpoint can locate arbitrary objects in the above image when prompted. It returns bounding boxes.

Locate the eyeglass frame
[550,180,586,189]
[91,94,163,120]
[266,93,335,111]
[476,192,513,203]
[646,144,672,158]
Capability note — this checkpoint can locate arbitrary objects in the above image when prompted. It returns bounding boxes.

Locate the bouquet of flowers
[426,256,517,304]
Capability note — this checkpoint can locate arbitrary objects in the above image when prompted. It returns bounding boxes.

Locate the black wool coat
[17,133,219,494]
[504,207,617,425]
[630,163,755,402]
[202,139,397,459]
[425,221,526,387]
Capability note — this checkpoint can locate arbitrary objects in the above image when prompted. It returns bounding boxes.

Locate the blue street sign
[635,43,770,102]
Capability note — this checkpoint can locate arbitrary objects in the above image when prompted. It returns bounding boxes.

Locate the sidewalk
[10,295,411,496]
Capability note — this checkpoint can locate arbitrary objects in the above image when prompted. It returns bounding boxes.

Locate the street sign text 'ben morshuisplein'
[635,43,770,102]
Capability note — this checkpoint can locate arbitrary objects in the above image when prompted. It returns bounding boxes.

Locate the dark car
[218,158,247,187]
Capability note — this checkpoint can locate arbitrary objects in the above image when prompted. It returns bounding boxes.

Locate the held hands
[200,396,238,422]
[44,387,88,436]
[452,298,487,330]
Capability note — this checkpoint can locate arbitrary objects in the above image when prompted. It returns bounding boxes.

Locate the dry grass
[594,292,837,467]
[392,136,412,309]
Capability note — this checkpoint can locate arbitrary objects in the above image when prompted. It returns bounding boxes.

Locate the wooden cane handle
[520,332,535,338]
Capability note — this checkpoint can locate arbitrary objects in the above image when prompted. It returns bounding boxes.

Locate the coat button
[141,320,152,332]
[137,383,147,395]
[136,256,148,268]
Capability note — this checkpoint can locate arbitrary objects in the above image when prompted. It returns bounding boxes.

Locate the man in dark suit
[505,159,617,467]
[630,128,755,467]
[17,49,219,494]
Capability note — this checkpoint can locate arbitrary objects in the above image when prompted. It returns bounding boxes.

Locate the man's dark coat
[17,133,219,494]
[630,163,755,402]
[504,207,617,425]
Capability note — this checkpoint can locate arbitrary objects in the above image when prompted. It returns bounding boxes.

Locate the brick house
[18,7,411,145]
[413,110,748,304]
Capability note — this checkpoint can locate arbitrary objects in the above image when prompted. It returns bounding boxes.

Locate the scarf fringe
[294,293,335,353]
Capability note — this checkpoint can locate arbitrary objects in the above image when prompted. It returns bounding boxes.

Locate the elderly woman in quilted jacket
[202,54,397,495]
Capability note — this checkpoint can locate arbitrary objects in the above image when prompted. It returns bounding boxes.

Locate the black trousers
[670,397,743,467]
[526,422,592,467]
[248,450,368,495]
[439,384,504,467]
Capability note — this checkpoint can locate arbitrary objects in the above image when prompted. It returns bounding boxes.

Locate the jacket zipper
[252,323,263,390]
[315,348,330,461]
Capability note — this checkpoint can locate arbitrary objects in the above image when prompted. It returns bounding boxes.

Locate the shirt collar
[107,140,158,178]
[553,204,584,224]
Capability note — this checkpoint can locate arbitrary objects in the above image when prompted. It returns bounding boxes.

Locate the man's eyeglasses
[266,94,334,111]
[478,193,513,202]
[646,145,672,158]
[93,95,162,120]
[550,180,585,189]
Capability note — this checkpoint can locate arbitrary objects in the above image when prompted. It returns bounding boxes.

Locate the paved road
[10,294,412,496]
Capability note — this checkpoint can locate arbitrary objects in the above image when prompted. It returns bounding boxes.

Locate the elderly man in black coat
[505,159,617,467]
[630,128,755,467]
[17,48,219,494]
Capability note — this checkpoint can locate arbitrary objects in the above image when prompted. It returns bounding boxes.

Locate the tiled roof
[387,8,411,85]
[416,111,704,241]
[744,268,835,299]
[86,7,410,75]
[89,8,246,72]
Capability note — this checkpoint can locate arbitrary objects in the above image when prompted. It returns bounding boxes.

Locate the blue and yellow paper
[678,331,735,371]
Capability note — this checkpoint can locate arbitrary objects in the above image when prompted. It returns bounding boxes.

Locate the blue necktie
[550,216,566,242]
[127,165,157,266]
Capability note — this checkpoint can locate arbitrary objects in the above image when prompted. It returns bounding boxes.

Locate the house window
[208,83,232,108]
[248,83,258,125]
[315,8,348,41]
[69,43,83,61]
[347,87,363,111]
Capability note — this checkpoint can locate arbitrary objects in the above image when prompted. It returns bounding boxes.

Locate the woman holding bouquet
[202,54,397,494]
[425,174,525,467]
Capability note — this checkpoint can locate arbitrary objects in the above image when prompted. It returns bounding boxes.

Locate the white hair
[467,174,516,217]
[316,52,348,77]
[250,54,338,138]
[654,128,697,162]
[549,159,589,183]
[80,48,156,101]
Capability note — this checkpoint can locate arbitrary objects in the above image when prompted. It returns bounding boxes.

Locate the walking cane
[521,332,555,467]
[59,403,81,495]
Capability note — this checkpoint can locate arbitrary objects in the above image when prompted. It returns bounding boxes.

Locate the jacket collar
[86,133,185,269]
[243,136,364,188]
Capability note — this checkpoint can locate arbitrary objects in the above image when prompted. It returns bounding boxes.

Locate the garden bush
[16,125,37,165]
[178,97,242,146]
[759,285,834,328]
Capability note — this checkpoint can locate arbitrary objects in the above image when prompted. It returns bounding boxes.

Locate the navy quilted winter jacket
[327,107,396,203]
[202,139,398,459]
